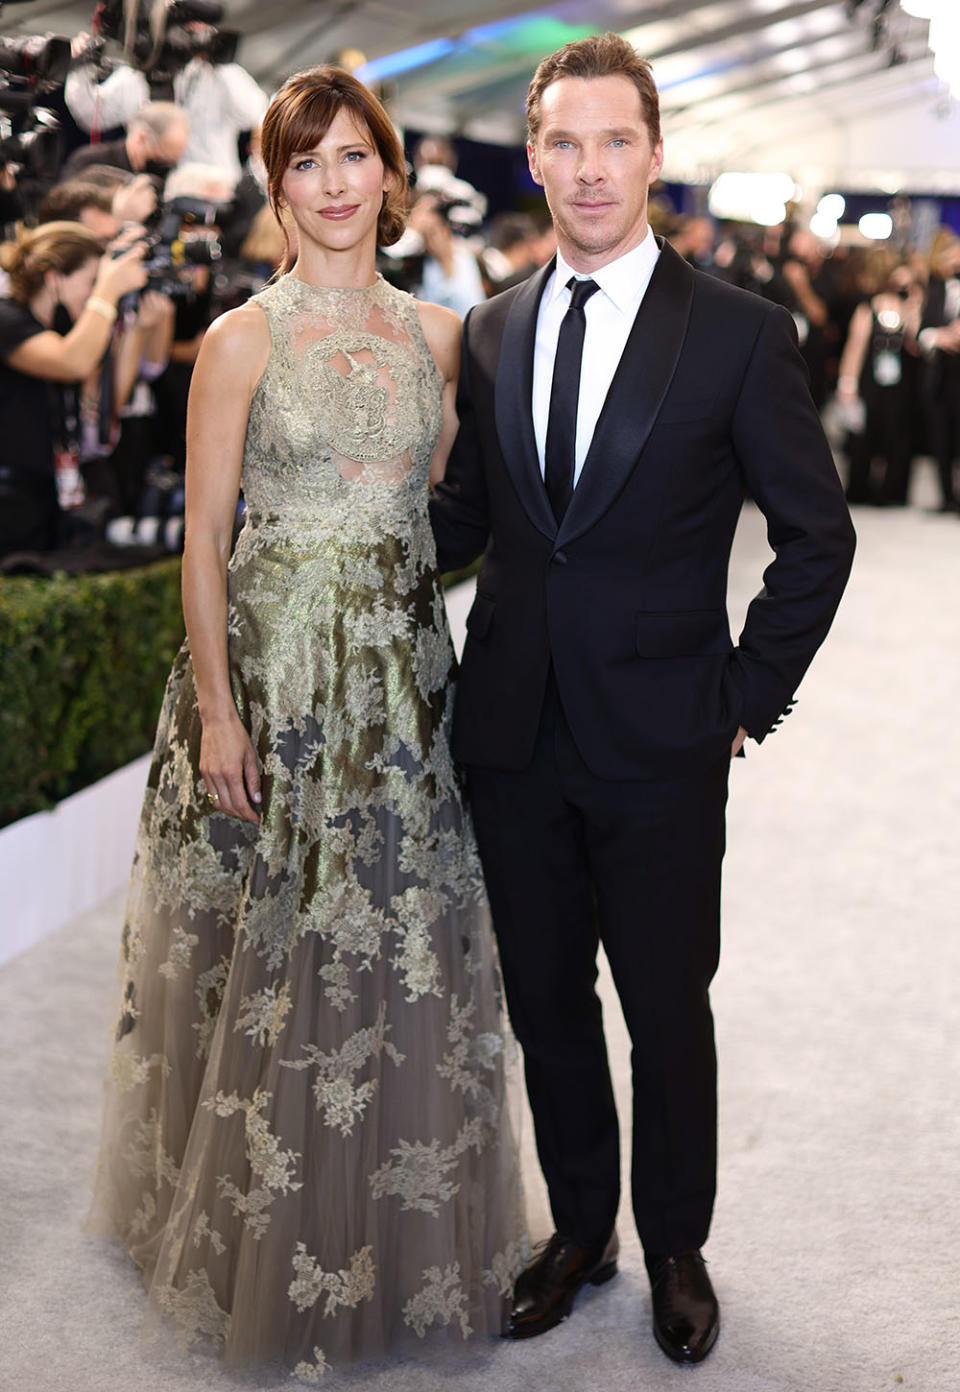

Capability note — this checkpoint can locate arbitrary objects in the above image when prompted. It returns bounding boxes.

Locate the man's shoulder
[63,138,127,174]
[688,264,782,325]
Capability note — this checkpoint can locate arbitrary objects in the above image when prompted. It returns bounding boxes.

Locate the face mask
[144,157,176,181]
[52,300,74,335]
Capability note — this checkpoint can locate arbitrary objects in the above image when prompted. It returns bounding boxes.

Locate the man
[481,212,541,294]
[429,33,855,1366]
[36,173,157,240]
[61,101,189,183]
[65,33,267,187]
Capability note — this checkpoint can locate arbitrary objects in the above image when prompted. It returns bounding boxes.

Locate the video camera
[119,193,223,301]
[86,0,239,81]
[0,27,72,210]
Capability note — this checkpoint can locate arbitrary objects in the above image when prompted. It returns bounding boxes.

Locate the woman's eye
[344,151,367,162]
[294,158,315,171]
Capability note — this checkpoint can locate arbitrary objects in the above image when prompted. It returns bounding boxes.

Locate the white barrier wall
[0,581,478,970]
[0,755,150,968]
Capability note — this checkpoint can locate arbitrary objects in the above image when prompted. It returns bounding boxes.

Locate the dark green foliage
[0,559,184,828]
[0,556,481,829]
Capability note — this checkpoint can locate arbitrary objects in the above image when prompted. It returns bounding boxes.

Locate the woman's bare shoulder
[415,300,462,380]
[198,299,272,386]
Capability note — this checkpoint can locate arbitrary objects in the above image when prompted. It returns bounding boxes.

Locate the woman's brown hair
[0,221,103,304]
[260,66,408,255]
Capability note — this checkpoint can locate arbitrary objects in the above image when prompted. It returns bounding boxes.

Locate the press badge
[873,350,901,386]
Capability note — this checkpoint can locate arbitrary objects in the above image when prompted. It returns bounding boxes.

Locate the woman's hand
[93,241,148,303]
[199,714,262,824]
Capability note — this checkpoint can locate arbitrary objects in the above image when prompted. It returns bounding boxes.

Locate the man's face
[128,121,189,173]
[78,204,120,241]
[527,74,663,272]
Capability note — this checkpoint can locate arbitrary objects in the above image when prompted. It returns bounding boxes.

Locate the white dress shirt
[532,229,661,485]
[65,59,268,185]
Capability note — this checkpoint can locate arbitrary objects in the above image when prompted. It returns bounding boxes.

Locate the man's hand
[730,726,748,758]
[112,174,158,227]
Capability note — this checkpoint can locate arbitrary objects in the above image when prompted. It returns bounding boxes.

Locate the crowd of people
[661,214,960,514]
[0,34,958,568]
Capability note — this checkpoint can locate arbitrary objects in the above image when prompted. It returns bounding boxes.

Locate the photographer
[61,100,189,182]
[407,191,485,317]
[66,31,267,186]
[0,221,146,557]
[37,172,157,240]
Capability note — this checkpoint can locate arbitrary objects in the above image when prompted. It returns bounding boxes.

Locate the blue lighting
[355,38,457,83]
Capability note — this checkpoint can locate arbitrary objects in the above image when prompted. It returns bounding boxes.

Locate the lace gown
[87,274,526,1379]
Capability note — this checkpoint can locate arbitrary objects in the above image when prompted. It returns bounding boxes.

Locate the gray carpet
[2,469,958,1392]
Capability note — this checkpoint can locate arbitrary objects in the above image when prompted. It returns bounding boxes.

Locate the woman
[837,250,922,507]
[86,67,526,1378]
[0,222,146,555]
[919,228,960,511]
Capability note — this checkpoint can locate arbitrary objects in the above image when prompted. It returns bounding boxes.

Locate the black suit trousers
[467,675,729,1257]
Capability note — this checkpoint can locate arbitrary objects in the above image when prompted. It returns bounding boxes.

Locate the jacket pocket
[465,591,495,641]
[635,608,727,658]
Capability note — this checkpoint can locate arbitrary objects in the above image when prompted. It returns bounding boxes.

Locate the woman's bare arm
[183,300,270,822]
[417,300,462,486]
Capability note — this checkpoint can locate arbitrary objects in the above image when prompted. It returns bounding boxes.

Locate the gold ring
[208,790,220,804]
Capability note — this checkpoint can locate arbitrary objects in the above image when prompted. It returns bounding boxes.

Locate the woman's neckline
[286,271,383,293]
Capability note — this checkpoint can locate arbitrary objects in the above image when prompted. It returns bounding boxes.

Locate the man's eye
[609,139,627,148]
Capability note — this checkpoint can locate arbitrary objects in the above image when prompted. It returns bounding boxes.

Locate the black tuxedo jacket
[429,240,856,779]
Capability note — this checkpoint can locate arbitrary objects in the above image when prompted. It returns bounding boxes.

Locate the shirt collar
[550,228,660,313]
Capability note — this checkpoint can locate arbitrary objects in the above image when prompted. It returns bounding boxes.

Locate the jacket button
[552,550,568,565]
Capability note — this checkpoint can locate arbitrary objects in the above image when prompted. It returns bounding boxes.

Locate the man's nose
[576,149,603,183]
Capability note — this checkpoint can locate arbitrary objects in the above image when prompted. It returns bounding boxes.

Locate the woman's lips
[318,205,359,219]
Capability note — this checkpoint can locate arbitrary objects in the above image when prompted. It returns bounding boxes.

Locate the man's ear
[648,137,665,186]
[526,140,543,188]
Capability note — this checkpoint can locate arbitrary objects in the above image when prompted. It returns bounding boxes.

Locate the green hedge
[0,555,481,830]
[0,559,185,828]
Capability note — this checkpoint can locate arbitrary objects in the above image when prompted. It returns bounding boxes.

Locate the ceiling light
[859,212,893,239]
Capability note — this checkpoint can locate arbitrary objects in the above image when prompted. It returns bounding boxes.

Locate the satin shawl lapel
[494,258,557,542]
[557,240,696,548]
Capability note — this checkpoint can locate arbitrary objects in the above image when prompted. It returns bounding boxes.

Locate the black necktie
[545,276,599,525]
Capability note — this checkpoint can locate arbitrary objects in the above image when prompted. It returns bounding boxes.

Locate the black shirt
[0,298,60,554]
[61,137,135,181]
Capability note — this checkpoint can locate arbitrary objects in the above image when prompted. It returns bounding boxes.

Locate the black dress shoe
[505,1230,619,1339]
[646,1250,719,1364]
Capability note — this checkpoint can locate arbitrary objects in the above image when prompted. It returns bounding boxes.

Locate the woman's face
[933,237,960,279]
[279,107,393,256]
[54,257,101,321]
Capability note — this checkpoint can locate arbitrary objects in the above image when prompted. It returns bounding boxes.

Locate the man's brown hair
[526,32,661,148]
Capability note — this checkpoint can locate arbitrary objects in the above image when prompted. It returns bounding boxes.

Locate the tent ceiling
[3,0,958,193]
